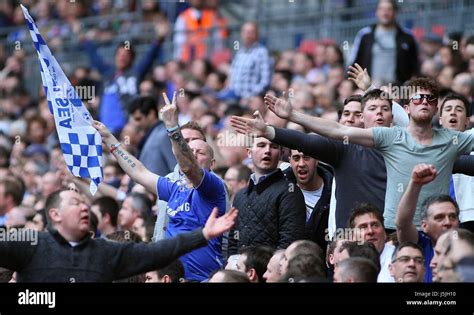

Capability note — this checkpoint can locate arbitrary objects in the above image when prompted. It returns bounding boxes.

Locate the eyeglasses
[392,255,425,265]
[409,94,437,106]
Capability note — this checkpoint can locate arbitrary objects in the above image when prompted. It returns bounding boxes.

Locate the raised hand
[202,207,238,240]
[348,63,371,91]
[411,163,437,185]
[92,120,117,145]
[230,110,268,137]
[264,93,293,119]
[160,91,178,129]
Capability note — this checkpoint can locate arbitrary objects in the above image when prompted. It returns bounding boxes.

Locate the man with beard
[227,137,306,255]
[260,77,474,232]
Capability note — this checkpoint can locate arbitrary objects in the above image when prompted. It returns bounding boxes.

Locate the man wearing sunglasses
[389,242,426,283]
[260,77,474,234]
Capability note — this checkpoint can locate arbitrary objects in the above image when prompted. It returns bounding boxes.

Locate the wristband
[110,142,121,154]
[166,125,180,133]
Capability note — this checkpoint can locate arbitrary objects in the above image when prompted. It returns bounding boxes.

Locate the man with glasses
[396,164,460,282]
[389,242,426,283]
[260,77,474,232]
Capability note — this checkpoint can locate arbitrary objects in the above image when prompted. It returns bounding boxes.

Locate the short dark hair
[420,195,459,221]
[157,260,185,283]
[283,254,326,282]
[391,242,424,263]
[348,203,384,229]
[337,257,379,282]
[289,240,324,262]
[275,70,293,84]
[44,189,64,226]
[443,228,474,257]
[129,193,153,217]
[0,177,25,206]
[339,241,381,273]
[106,230,143,243]
[209,269,250,283]
[128,96,158,117]
[239,246,274,282]
[377,0,398,11]
[115,42,136,63]
[343,94,362,106]
[180,121,206,140]
[440,92,471,117]
[92,196,120,227]
[233,164,252,182]
[466,35,474,46]
[361,89,392,111]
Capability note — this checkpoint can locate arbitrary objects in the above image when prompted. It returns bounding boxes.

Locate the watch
[168,129,182,141]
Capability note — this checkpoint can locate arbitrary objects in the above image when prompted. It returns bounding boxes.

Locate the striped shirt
[230,42,273,98]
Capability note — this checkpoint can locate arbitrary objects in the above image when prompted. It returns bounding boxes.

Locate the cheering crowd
[0,0,474,283]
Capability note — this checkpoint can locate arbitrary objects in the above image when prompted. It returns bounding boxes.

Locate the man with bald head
[94,91,227,282]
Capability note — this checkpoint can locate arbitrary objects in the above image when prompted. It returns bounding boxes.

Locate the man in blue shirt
[94,91,227,281]
[396,163,460,282]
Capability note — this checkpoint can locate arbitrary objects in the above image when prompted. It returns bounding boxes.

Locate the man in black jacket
[228,137,306,255]
[349,0,419,85]
[285,150,333,257]
[0,188,237,282]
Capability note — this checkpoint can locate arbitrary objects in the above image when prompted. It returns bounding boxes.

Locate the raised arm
[93,121,159,196]
[113,207,238,279]
[230,111,344,166]
[160,92,203,187]
[396,164,437,244]
[264,94,375,147]
[453,154,474,176]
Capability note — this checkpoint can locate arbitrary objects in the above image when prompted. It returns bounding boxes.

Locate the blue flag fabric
[21,5,103,195]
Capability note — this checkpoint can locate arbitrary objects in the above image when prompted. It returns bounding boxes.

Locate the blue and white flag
[21,5,103,195]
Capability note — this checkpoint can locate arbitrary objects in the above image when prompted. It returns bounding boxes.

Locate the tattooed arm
[93,120,159,196]
[161,92,204,187]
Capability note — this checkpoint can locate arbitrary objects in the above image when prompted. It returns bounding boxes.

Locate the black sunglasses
[409,94,438,106]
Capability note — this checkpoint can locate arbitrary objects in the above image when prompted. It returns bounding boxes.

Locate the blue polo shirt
[157,169,226,281]
[418,231,433,283]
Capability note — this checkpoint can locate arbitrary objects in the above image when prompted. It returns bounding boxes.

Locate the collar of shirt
[250,169,279,185]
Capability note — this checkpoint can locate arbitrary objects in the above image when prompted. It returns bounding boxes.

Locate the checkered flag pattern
[21,4,103,195]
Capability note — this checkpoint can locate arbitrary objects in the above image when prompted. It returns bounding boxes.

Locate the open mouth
[297,169,308,175]
[375,118,385,124]
[449,118,458,124]
[262,156,271,162]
